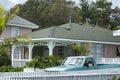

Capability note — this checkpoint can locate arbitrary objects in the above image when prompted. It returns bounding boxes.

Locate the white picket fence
[1,68,120,80]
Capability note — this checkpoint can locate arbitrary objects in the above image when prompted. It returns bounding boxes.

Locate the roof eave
[31,38,120,45]
[7,23,39,29]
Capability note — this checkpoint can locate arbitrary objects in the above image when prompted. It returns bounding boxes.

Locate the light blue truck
[45,56,120,71]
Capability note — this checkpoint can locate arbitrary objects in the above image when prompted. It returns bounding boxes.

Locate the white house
[11,22,120,67]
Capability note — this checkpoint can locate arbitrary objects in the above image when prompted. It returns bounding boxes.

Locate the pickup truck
[45,56,120,71]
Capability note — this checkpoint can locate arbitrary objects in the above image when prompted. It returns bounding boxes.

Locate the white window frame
[11,27,19,37]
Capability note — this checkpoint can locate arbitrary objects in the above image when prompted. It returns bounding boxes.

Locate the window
[11,27,19,37]
[56,46,65,57]
[85,58,94,67]
[117,46,120,57]
[24,46,29,59]
[96,45,103,58]
[14,46,21,59]
[89,44,103,58]
[63,57,84,66]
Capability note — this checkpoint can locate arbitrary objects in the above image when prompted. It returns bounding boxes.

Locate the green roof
[27,22,120,43]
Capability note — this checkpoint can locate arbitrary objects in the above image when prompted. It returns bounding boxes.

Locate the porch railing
[12,59,30,67]
[96,58,120,64]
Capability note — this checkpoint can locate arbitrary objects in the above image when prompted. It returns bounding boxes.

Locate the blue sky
[0,0,120,10]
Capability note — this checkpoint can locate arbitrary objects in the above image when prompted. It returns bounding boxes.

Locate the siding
[19,27,31,35]
[104,45,108,58]
[0,26,11,38]
[0,26,32,39]
[107,44,117,58]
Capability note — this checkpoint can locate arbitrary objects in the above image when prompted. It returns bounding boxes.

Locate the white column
[47,41,55,56]
[28,42,33,61]
[11,45,16,66]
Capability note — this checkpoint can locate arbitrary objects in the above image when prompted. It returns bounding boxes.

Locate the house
[0,15,39,61]
[0,15,39,39]
[11,22,120,67]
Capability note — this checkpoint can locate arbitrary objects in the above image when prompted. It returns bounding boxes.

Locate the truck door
[83,58,95,70]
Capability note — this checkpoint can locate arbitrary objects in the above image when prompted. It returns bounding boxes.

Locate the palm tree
[71,43,91,56]
[0,4,6,35]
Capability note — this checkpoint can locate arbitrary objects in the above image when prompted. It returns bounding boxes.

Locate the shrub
[24,56,62,69]
[0,66,23,72]
[48,56,62,66]
[112,76,120,80]
[0,46,11,66]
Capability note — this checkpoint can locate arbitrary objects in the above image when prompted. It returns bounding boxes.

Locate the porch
[11,38,120,67]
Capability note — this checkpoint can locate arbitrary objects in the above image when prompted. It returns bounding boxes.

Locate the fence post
[73,75,77,80]
[99,74,102,80]
[113,59,115,64]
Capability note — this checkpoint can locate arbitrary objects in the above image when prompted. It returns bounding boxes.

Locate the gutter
[32,38,120,45]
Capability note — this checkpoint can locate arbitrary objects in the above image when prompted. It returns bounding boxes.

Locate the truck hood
[45,65,81,71]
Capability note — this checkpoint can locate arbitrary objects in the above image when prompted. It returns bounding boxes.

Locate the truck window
[84,58,94,67]
[63,57,84,66]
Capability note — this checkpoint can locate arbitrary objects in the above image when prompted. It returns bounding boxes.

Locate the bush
[0,46,11,66]
[112,76,120,80]
[0,66,23,72]
[24,56,62,69]
[48,56,62,66]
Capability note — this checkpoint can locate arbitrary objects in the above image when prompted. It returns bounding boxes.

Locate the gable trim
[7,23,38,29]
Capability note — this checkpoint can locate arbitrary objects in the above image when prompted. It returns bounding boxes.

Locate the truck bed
[97,64,120,69]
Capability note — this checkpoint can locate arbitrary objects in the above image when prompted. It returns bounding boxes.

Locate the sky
[0,0,27,10]
[0,0,120,10]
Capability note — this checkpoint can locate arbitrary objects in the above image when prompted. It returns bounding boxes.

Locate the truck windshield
[62,57,84,66]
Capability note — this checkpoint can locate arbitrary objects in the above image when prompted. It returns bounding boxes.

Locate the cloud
[10,0,19,4]
[0,0,27,10]
[11,0,27,4]
[110,0,120,8]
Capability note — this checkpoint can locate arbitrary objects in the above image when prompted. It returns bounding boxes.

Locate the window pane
[12,27,19,36]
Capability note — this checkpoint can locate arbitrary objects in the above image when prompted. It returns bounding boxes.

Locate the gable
[7,15,39,29]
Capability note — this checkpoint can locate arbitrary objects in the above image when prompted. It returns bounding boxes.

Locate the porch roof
[27,22,120,44]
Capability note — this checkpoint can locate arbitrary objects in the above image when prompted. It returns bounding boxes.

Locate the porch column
[28,42,33,61]
[47,41,55,56]
[11,45,16,66]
